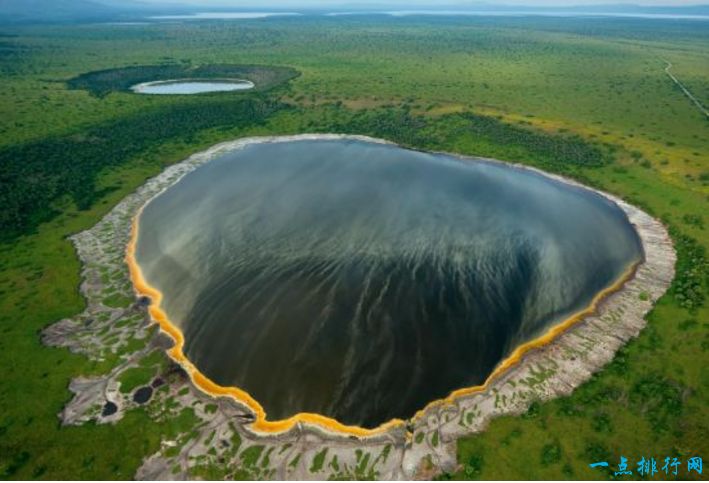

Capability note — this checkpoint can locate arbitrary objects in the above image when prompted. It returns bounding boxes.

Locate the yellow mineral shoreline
[125,151,641,439]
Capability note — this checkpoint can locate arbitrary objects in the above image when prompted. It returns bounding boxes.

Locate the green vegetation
[68,63,299,97]
[0,14,706,480]
[319,108,612,170]
[0,96,286,241]
[240,445,265,468]
[117,366,154,394]
[462,453,484,478]
[309,448,328,473]
[103,292,134,309]
[115,349,168,393]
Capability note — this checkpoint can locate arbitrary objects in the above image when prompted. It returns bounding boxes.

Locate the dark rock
[167,363,188,381]
[236,413,256,423]
[150,332,174,351]
[137,296,152,307]
[151,377,165,388]
[133,386,153,404]
[101,401,118,417]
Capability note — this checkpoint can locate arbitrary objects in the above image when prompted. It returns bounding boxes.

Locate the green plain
[0,15,706,480]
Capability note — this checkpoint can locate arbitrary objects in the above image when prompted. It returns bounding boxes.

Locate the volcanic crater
[132,138,644,429]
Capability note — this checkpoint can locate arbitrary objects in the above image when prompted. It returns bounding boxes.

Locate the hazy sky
[135,0,708,6]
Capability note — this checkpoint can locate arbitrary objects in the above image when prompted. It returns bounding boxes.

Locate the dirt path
[663,60,709,118]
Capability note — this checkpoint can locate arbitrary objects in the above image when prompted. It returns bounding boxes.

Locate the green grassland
[0,15,706,480]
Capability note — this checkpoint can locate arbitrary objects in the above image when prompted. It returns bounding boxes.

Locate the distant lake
[147,11,709,22]
[329,11,709,20]
[131,79,255,95]
[150,12,301,20]
[135,139,643,428]
[102,22,151,26]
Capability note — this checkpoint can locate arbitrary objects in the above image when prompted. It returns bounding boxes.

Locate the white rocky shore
[43,134,676,480]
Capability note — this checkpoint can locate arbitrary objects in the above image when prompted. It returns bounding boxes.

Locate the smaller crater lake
[134,139,644,428]
[131,79,255,95]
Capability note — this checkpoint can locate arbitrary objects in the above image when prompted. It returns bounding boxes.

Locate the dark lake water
[135,139,643,428]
